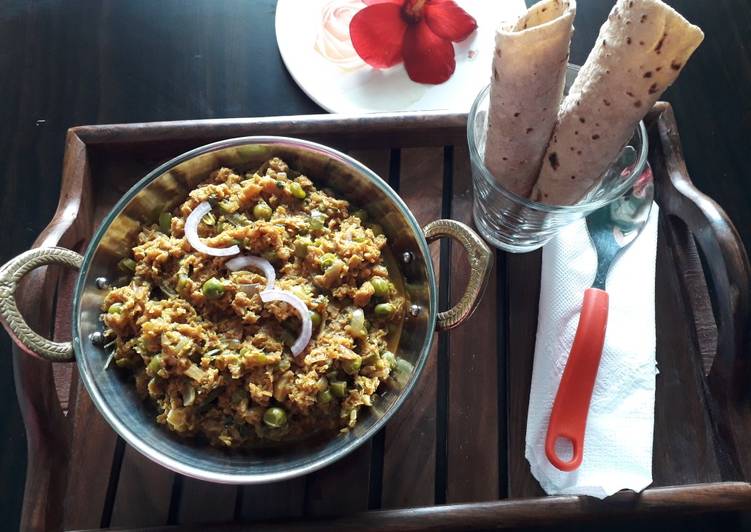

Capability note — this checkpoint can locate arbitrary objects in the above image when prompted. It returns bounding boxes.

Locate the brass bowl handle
[424,220,492,331]
[0,247,82,361]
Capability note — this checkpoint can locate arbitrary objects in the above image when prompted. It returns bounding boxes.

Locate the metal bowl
[0,137,491,483]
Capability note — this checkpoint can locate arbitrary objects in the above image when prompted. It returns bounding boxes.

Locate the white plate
[276,0,526,114]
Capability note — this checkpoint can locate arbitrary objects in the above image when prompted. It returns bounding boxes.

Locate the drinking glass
[467,66,648,252]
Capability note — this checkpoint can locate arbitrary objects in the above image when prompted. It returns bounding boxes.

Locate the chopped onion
[260,289,312,357]
[182,382,196,406]
[226,255,276,291]
[184,364,207,382]
[185,201,240,257]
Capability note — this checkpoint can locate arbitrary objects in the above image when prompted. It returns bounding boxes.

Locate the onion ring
[185,201,240,257]
[260,289,312,357]
[226,255,276,291]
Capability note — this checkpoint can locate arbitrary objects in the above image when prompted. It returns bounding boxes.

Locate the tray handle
[651,104,750,388]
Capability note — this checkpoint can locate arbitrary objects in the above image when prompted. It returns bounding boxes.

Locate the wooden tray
[13,103,751,532]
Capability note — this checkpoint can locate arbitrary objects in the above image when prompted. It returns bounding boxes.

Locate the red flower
[350,0,477,84]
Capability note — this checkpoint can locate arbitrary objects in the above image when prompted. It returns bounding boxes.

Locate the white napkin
[524,203,659,499]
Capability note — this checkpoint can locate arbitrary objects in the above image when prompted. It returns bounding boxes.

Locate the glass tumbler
[467,66,648,253]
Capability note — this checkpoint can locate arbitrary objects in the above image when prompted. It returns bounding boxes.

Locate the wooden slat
[380,147,445,509]
[61,378,121,530]
[240,478,306,522]
[505,251,545,498]
[177,478,238,525]
[304,444,373,517]
[444,146,499,503]
[347,148,392,183]
[109,446,175,528]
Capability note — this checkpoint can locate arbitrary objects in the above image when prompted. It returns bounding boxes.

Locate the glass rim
[466,81,649,215]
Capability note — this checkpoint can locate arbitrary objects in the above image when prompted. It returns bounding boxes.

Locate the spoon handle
[545,287,609,472]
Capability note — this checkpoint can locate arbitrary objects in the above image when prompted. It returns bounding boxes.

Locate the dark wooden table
[1,1,749,530]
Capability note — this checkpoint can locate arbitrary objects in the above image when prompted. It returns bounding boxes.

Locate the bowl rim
[71,135,438,484]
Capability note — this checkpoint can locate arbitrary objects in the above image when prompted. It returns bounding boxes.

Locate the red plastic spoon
[545,167,654,472]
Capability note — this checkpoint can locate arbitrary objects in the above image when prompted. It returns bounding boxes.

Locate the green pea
[352,209,368,222]
[310,311,322,328]
[374,303,395,318]
[202,277,225,299]
[382,351,397,370]
[159,212,172,234]
[370,277,390,297]
[147,355,163,375]
[294,237,311,258]
[342,355,362,375]
[263,407,287,428]
[275,180,285,189]
[330,381,347,398]
[288,181,306,199]
[253,201,273,220]
[107,303,123,314]
[118,258,136,273]
[320,253,337,270]
[317,389,333,404]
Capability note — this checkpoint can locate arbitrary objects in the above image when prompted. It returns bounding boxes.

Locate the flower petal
[402,20,455,84]
[363,0,402,4]
[424,0,477,42]
[350,3,408,68]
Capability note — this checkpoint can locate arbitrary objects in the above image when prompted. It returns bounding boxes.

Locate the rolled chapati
[483,0,576,198]
[531,0,703,205]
